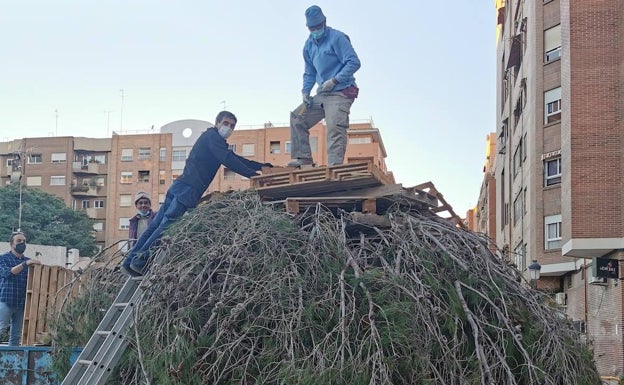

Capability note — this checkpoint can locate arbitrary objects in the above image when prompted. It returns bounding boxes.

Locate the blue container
[0,346,82,385]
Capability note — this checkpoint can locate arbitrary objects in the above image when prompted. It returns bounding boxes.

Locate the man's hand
[320,78,337,92]
[302,93,312,107]
[27,259,42,266]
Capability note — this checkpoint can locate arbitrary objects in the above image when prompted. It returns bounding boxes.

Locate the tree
[0,183,98,256]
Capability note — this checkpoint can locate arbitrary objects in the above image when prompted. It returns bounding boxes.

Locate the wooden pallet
[275,184,439,215]
[253,162,394,200]
[22,265,81,345]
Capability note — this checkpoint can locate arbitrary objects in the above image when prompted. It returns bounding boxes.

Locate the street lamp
[528,259,542,288]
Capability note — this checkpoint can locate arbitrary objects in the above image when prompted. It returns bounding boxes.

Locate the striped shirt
[0,251,30,308]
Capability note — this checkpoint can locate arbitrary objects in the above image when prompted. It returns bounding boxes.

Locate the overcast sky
[1,1,496,213]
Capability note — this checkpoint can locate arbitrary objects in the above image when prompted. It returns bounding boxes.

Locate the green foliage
[0,183,98,256]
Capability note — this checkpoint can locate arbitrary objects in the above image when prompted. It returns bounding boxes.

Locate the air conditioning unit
[555,292,567,306]
[589,276,608,285]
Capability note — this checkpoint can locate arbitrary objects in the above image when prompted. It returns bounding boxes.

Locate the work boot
[287,158,315,167]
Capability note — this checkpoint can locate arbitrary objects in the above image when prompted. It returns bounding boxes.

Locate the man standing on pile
[288,5,361,168]
[0,231,41,346]
[128,191,157,247]
[121,111,272,276]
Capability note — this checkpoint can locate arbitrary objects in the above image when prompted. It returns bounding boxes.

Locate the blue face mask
[138,210,150,217]
[310,28,325,40]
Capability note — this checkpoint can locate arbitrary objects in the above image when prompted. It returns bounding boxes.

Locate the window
[172,170,182,181]
[120,194,132,207]
[138,148,151,160]
[545,214,562,250]
[51,153,67,163]
[159,170,166,185]
[95,177,105,187]
[513,139,523,177]
[545,87,562,124]
[349,137,372,144]
[94,200,105,208]
[228,144,236,152]
[120,171,133,184]
[28,154,42,164]
[50,176,66,186]
[285,141,292,154]
[26,176,42,186]
[138,170,150,183]
[544,24,561,62]
[172,150,186,162]
[93,155,106,164]
[119,217,130,230]
[160,148,166,162]
[269,141,281,154]
[121,148,133,161]
[513,190,524,225]
[242,144,255,156]
[224,168,236,180]
[514,243,525,272]
[82,200,90,209]
[93,222,104,231]
[544,157,561,186]
[310,137,318,153]
[159,193,165,204]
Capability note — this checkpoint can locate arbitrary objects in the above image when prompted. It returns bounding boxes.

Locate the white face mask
[218,124,233,139]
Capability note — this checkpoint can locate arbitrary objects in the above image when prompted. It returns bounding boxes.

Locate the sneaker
[121,263,142,277]
[287,158,315,167]
[129,260,147,275]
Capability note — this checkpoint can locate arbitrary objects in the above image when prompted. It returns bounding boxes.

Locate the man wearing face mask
[121,111,272,276]
[0,231,41,345]
[128,191,157,247]
[288,5,361,168]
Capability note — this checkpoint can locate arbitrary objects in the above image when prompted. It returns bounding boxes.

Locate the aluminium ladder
[62,251,164,385]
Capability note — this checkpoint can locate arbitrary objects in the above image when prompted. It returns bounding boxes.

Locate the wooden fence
[21,265,81,345]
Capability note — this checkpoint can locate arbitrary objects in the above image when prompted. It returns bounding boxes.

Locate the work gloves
[302,93,312,107]
[320,78,337,92]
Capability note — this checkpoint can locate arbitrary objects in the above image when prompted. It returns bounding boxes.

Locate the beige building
[1,119,390,253]
[493,0,623,376]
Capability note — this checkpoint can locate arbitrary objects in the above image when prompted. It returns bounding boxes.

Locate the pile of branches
[51,191,600,384]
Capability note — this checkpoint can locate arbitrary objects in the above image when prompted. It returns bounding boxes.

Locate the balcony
[85,207,106,220]
[95,231,106,243]
[72,161,106,175]
[71,185,101,197]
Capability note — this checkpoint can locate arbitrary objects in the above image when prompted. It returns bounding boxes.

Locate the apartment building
[1,119,390,253]
[466,133,497,244]
[0,136,111,247]
[494,0,623,376]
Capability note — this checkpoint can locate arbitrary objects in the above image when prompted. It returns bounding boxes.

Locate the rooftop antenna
[55,109,59,136]
[221,100,227,110]
[120,89,125,131]
[104,110,113,137]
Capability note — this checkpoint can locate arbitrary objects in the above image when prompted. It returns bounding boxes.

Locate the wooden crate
[22,265,79,345]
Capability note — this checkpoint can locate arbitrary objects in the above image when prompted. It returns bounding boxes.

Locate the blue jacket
[174,126,263,207]
[302,26,361,94]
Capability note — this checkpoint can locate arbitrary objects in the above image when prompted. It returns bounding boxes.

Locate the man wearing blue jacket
[122,111,271,276]
[288,5,361,168]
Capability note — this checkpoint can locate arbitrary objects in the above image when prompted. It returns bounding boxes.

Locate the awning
[540,259,585,277]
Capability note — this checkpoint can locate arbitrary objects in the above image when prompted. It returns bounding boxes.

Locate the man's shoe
[287,158,315,167]
[121,263,142,277]
[129,258,148,276]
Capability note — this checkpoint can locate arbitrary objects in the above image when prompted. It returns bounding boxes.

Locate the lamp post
[528,260,542,289]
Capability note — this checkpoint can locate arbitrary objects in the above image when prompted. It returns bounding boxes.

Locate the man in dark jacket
[122,111,271,276]
[128,191,157,247]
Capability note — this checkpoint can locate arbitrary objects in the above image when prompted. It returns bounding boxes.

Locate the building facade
[494,0,623,376]
[1,119,390,253]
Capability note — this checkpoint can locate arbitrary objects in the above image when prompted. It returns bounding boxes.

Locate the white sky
[1,1,496,214]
